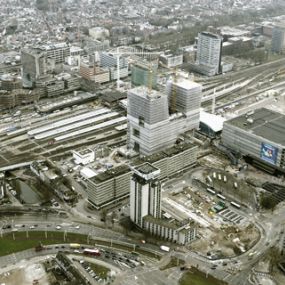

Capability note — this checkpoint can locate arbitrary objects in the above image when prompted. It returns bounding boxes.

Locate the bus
[70,243,81,249]
[230,201,241,209]
[206,188,216,195]
[217,194,226,200]
[160,245,170,252]
[83,248,101,256]
[206,176,213,184]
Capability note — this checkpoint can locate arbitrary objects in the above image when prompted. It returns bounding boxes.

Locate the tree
[260,193,277,211]
[119,217,135,236]
[268,246,283,267]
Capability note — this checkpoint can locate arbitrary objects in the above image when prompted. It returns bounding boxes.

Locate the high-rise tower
[196,32,222,76]
[130,163,161,228]
[272,24,285,54]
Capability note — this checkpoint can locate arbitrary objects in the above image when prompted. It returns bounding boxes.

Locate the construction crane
[170,68,178,114]
[147,65,154,95]
[109,46,161,90]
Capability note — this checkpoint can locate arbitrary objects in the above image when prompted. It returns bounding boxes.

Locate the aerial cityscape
[1,0,285,284]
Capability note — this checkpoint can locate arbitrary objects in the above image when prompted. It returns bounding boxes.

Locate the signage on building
[260,142,278,165]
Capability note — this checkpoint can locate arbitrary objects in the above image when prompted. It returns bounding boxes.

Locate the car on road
[29,225,36,229]
[55,225,62,230]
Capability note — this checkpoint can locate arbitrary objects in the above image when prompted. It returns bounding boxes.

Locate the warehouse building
[222,108,285,173]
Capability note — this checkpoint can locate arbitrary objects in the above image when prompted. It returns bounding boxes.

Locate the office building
[130,163,161,228]
[0,74,22,91]
[86,165,132,209]
[0,89,40,109]
[127,80,202,155]
[166,78,202,125]
[85,142,197,210]
[21,43,70,87]
[271,24,285,54]
[159,53,183,68]
[133,143,198,180]
[131,60,157,88]
[80,60,110,84]
[99,52,128,69]
[194,32,222,76]
[130,163,197,245]
[222,108,285,173]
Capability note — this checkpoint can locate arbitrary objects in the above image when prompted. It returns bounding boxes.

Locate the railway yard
[1,58,285,170]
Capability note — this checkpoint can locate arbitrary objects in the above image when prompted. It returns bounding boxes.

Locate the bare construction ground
[0,260,52,285]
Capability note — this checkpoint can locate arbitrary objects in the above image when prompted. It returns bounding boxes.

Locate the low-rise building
[73,149,95,165]
[159,53,183,68]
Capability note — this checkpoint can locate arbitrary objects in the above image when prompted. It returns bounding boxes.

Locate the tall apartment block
[194,32,222,76]
[130,163,196,245]
[127,79,202,155]
[271,24,285,54]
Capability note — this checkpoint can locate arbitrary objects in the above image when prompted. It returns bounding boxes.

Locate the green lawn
[0,231,88,256]
[0,231,160,260]
[179,268,228,285]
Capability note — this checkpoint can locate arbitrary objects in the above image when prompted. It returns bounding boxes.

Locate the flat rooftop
[135,163,159,175]
[225,108,285,146]
[89,164,130,183]
[129,86,165,100]
[133,142,197,166]
[173,78,202,91]
[78,149,93,156]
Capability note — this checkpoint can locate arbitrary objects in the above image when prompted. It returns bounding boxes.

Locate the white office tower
[127,83,202,155]
[130,163,161,228]
[166,78,202,129]
[196,32,222,76]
